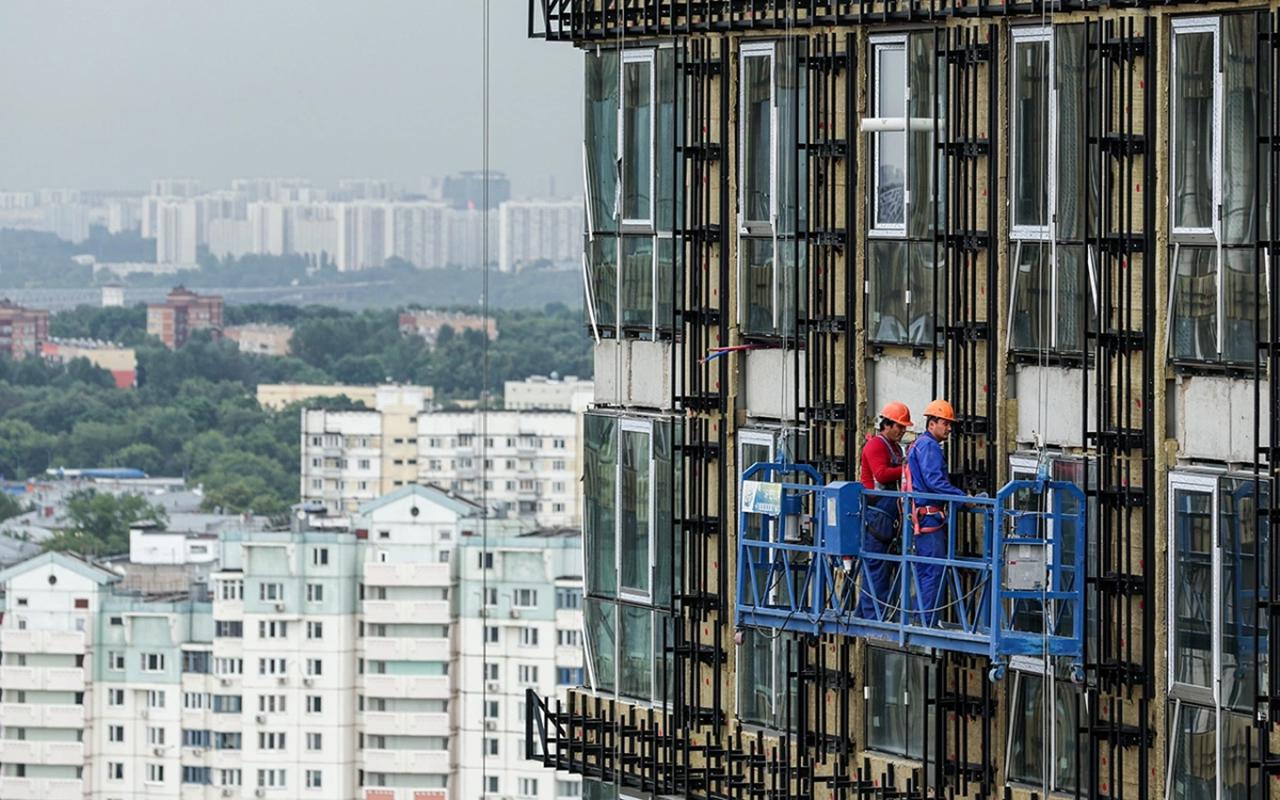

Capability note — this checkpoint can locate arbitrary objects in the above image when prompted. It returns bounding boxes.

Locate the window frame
[620,48,657,229]
[1009,26,1055,242]
[739,41,777,237]
[617,418,656,602]
[868,34,909,238]
[1169,17,1223,242]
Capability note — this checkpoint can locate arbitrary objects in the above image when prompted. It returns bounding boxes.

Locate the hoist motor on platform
[734,461,1087,682]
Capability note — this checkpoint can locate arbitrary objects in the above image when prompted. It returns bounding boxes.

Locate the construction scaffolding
[529,2,1280,799]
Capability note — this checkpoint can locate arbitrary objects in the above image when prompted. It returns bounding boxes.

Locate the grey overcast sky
[0,1,581,197]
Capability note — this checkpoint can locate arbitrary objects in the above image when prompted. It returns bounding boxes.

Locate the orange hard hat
[878,401,913,428]
[923,399,957,423]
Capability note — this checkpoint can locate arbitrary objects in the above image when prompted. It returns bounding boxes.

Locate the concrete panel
[626,339,673,410]
[593,341,620,405]
[1014,366,1095,448]
[744,348,806,421]
[1177,375,1270,463]
[871,355,933,429]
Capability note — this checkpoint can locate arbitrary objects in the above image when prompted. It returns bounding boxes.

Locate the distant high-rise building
[148,178,202,198]
[231,177,321,203]
[44,203,90,244]
[446,208,498,269]
[146,286,223,349]
[497,199,582,272]
[105,198,141,234]
[386,202,450,269]
[335,203,390,271]
[154,201,198,264]
[101,284,125,308]
[441,170,511,210]
[337,178,399,202]
[0,300,50,359]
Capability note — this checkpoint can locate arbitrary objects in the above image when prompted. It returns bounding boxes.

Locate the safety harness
[902,441,947,536]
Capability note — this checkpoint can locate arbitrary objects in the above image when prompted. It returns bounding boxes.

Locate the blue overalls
[857,435,904,620]
[905,431,967,626]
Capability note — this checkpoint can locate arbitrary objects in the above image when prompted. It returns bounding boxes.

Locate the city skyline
[0,1,580,199]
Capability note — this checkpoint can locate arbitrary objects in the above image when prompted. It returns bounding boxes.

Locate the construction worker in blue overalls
[904,399,968,627]
[856,401,913,619]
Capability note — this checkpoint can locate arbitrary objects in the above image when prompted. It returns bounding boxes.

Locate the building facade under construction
[526,1,1280,798]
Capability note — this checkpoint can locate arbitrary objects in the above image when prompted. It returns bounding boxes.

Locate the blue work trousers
[914,516,947,627]
[856,495,899,620]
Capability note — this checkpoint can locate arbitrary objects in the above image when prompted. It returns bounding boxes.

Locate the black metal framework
[1082,15,1156,800]
[1254,9,1280,792]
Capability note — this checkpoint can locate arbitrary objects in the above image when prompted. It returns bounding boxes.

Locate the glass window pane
[585,51,619,233]
[741,238,775,337]
[1051,677,1086,792]
[866,649,908,755]
[777,240,805,338]
[1011,242,1051,350]
[907,241,941,346]
[874,44,906,228]
[777,40,806,236]
[589,238,617,330]
[1055,25,1090,242]
[622,59,653,222]
[1173,31,1216,231]
[1169,703,1216,800]
[618,605,652,699]
[737,628,775,726]
[1222,249,1261,363]
[619,429,651,595]
[656,49,679,232]
[743,54,773,225]
[1171,246,1218,361]
[1013,38,1050,230]
[583,415,617,598]
[1220,477,1269,713]
[653,420,678,609]
[655,237,677,332]
[1172,488,1214,689]
[1221,711,1258,799]
[1054,245,1088,351]
[1223,16,1258,246]
[620,236,654,330]
[740,440,772,542]
[907,32,942,239]
[1008,673,1047,785]
[584,598,616,693]
[868,239,908,343]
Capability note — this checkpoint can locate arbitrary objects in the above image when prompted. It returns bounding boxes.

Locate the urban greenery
[1,302,589,524]
[42,490,168,556]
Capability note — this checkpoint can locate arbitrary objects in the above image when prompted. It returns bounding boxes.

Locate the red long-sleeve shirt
[860,433,905,490]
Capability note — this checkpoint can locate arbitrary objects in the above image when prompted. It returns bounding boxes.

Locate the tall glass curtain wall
[584,49,679,337]
[582,414,681,704]
[1170,15,1271,364]
[1168,475,1270,799]
[1008,25,1096,354]
[867,32,945,346]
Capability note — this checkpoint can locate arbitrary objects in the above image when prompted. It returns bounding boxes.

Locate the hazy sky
[0,1,581,197]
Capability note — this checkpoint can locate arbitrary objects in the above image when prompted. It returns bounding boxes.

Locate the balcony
[360,636,451,662]
[361,674,450,699]
[362,600,450,625]
[0,740,83,765]
[0,778,84,800]
[363,562,450,587]
[360,748,450,775]
[0,702,86,728]
[44,667,86,692]
[360,711,450,737]
[0,629,86,654]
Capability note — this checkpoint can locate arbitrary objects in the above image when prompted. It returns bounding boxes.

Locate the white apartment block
[336,203,391,271]
[417,411,581,529]
[300,387,433,515]
[156,201,198,265]
[149,179,203,199]
[497,200,581,273]
[386,202,451,270]
[300,410,383,515]
[504,376,594,412]
[0,487,585,800]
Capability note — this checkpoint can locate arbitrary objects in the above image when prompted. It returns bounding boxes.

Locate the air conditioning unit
[221,790,234,798]
[484,719,497,730]
[303,677,315,687]
[255,790,267,799]
[479,607,490,618]
[485,681,500,692]
[220,677,233,686]
[276,676,287,686]
[255,714,267,724]
[192,748,205,756]
[139,709,149,719]
[273,602,286,612]
[153,746,165,756]
[509,609,522,619]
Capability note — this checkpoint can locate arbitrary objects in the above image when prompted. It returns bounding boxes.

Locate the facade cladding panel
[528,3,1280,800]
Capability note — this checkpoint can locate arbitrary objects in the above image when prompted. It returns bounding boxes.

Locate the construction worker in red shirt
[856,401,912,619]
[905,399,969,627]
